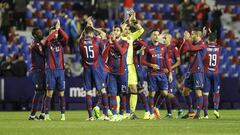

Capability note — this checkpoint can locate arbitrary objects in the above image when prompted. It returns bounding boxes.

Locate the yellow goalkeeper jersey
[121,28,144,64]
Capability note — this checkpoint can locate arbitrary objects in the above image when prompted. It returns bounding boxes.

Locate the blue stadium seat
[144,12,153,20]
[66,10,73,19]
[0,35,7,44]
[26,10,33,19]
[134,3,142,12]
[44,10,53,19]
[220,31,225,39]
[107,19,115,29]
[152,4,161,12]
[162,4,171,13]
[10,45,18,53]
[228,39,237,47]
[1,45,9,56]
[23,53,30,60]
[26,62,31,70]
[53,1,62,10]
[18,36,27,44]
[36,19,45,28]
[32,1,41,10]
[21,45,29,54]
[166,20,174,31]
[64,21,70,35]
[232,6,240,14]
[230,48,238,56]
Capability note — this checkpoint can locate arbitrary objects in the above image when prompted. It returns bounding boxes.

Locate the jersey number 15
[84,46,95,58]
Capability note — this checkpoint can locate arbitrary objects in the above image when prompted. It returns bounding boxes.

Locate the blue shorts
[83,67,105,91]
[184,72,204,90]
[148,73,168,92]
[108,71,128,96]
[30,69,46,91]
[46,69,65,91]
[203,72,220,93]
[136,66,147,89]
[168,72,177,94]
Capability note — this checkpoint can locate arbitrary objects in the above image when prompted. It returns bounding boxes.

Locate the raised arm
[185,40,206,51]
[141,48,152,67]
[113,40,128,55]
[59,28,69,42]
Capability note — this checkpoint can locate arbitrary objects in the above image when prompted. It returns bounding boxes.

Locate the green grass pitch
[0,110,240,135]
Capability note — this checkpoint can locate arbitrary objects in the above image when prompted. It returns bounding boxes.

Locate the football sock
[116,96,120,113]
[120,94,126,115]
[185,95,194,113]
[59,96,66,114]
[149,96,154,114]
[139,92,149,112]
[166,97,172,114]
[102,93,109,116]
[86,95,93,118]
[196,96,203,116]
[130,93,138,113]
[110,95,117,115]
[213,92,220,110]
[44,96,52,114]
[171,96,181,110]
[203,95,209,116]
[30,91,42,116]
[40,93,45,114]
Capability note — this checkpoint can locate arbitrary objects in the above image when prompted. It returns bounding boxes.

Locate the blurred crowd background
[0,0,239,78]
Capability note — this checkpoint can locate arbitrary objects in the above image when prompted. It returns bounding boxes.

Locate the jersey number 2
[209,54,217,67]
[84,46,94,58]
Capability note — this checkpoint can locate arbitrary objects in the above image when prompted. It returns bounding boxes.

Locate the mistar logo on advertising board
[69,87,97,97]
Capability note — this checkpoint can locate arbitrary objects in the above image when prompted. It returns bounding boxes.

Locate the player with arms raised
[44,20,69,121]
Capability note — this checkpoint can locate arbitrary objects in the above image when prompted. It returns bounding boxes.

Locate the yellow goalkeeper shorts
[127,64,138,85]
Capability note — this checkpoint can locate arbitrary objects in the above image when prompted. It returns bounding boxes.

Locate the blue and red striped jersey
[44,28,69,70]
[29,40,45,71]
[185,40,207,73]
[79,36,104,68]
[102,39,128,75]
[167,44,180,66]
[133,39,147,67]
[203,43,220,73]
[141,42,172,75]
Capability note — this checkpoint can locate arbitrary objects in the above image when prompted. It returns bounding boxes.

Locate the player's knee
[195,90,202,97]
[47,90,53,97]
[58,91,64,97]
[101,88,107,94]
[214,90,220,94]
[161,90,168,97]
[167,93,174,98]
[129,85,138,93]
[203,92,209,96]
[149,91,155,97]
[183,89,190,96]
[86,90,93,96]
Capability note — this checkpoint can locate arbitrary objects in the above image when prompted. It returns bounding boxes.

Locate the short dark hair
[84,26,94,34]
[192,27,202,32]
[49,26,56,32]
[113,25,122,32]
[150,29,160,34]
[208,33,216,42]
[32,27,41,37]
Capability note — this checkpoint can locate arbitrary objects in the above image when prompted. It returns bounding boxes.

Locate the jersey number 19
[209,54,217,67]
